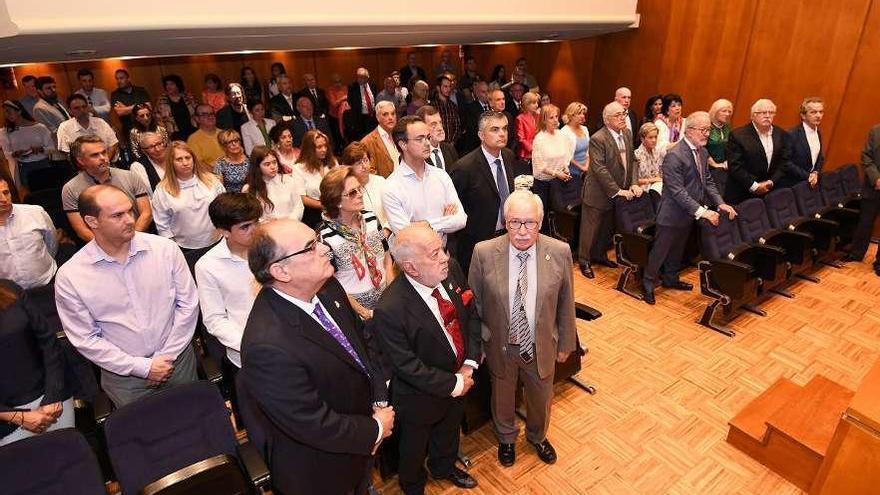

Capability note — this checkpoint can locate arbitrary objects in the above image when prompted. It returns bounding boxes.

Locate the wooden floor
[374,245,880,495]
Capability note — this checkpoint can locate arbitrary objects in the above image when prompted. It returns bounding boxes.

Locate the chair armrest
[196,350,224,386]
[747,243,786,258]
[238,440,271,489]
[93,390,113,425]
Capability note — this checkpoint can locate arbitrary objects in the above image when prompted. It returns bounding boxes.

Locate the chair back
[838,164,861,195]
[764,188,800,229]
[820,170,847,206]
[0,429,105,495]
[23,188,78,243]
[700,214,744,261]
[614,194,655,234]
[736,198,773,244]
[792,180,825,216]
[104,381,239,495]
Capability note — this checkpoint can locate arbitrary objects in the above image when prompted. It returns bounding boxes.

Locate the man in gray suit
[641,112,737,304]
[846,123,880,276]
[578,101,642,278]
[468,190,577,467]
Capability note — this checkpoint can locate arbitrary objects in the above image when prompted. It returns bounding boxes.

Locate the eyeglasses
[222,138,242,146]
[689,126,711,134]
[143,141,166,151]
[197,113,216,118]
[270,234,325,265]
[405,135,430,143]
[507,219,539,231]
[342,186,365,199]
[753,110,776,116]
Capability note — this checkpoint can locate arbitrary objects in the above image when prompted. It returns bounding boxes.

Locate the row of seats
[614,165,863,336]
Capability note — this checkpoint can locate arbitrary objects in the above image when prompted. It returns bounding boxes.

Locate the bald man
[614,87,640,146]
[347,67,379,141]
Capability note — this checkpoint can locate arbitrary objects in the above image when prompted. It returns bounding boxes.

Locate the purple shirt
[54,232,198,378]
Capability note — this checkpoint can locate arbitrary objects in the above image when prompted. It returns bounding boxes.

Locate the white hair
[375,100,395,114]
[615,87,631,97]
[138,131,163,147]
[389,224,434,263]
[602,101,625,124]
[750,98,776,114]
[503,189,544,221]
[685,111,710,128]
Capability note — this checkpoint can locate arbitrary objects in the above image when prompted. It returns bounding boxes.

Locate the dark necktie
[431,288,464,367]
[306,119,314,130]
[494,158,510,225]
[312,303,368,375]
[311,88,318,100]
[432,148,443,169]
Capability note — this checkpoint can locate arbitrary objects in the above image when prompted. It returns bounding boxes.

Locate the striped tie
[509,251,533,362]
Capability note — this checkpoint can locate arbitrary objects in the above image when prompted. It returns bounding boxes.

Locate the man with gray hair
[129,131,167,192]
[725,98,794,205]
[372,223,481,494]
[469,189,576,467]
[614,86,639,144]
[360,99,399,177]
[641,112,737,304]
[241,219,393,495]
[578,101,642,279]
[268,74,296,122]
[347,67,379,141]
[781,96,825,189]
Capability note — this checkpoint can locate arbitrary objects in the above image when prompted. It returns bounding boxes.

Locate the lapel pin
[545,254,551,261]
[448,283,453,291]
[334,300,341,308]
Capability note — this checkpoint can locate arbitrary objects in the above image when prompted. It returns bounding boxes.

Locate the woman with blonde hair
[531,103,573,232]
[515,91,541,162]
[561,102,590,179]
[293,129,336,227]
[406,80,430,115]
[152,141,225,252]
[213,129,250,192]
[706,98,734,195]
[634,122,666,195]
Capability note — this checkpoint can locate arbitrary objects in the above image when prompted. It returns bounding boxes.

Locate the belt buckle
[519,349,534,364]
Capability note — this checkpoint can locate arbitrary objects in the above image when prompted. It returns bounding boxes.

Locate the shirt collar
[752,123,772,137]
[405,273,440,299]
[272,287,320,313]
[607,127,624,141]
[82,169,111,185]
[398,160,425,178]
[74,117,94,132]
[481,145,502,164]
[508,242,537,260]
[86,232,150,264]
[378,126,392,140]
[683,137,698,151]
[802,121,819,135]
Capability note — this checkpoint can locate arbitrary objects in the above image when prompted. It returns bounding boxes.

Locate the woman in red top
[515,91,541,162]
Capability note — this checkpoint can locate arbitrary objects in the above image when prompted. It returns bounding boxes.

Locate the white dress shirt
[194,239,260,367]
[241,118,276,156]
[272,288,384,443]
[362,174,389,227]
[507,243,537,339]
[151,177,225,249]
[378,126,400,165]
[0,204,58,289]
[404,274,479,397]
[262,174,304,222]
[56,116,118,153]
[382,160,467,244]
[803,122,821,169]
[359,84,375,114]
[750,123,775,192]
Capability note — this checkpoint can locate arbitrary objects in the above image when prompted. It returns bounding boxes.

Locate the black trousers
[849,192,880,267]
[396,394,465,495]
[644,223,693,287]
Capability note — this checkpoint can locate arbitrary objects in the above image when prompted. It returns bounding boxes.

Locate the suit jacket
[457,99,490,153]
[361,128,396,178]
[582,126,637,210]
[467,235,576,380]
[861,124,880,198]
[268,93,296,122]
[657,140,724,227]
[372,260,481,414]
[725,123,793,205]
[292,115,333,147]
[781,123,824,188]
[451,147,527,264]
[295,87,330,117]
[427,142,459,173]
[240,279,386,495]
[625,109,641,148]
[399,65,428,88]
[347,81,379,116]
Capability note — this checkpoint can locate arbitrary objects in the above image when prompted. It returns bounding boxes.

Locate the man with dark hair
[62,135,151,242]
[195,193,263,369]
[241,219,393,495]
[31,76,70,163]
[110,68,151,140]
[18,75,40,116]
[186,104,224,167]
[399,51,428,89]
[0,175,59,289]
[55,184,199,407]
[75,68,112,123]
[781,96,825,189]
[57,93,118,157]
[433,75,461,144]
[416,105,458,173]
[268,74,296,123]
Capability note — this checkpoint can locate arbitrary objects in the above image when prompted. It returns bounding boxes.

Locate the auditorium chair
[736,198,817,289]
[822,169,862,214]
[764,188,839,269]
[548,175,582,251]
[697,215,786,336]
[838,163,863,209]
[103,381,269,495]
[793,179,860,249]
[612,194,656,301]
[0,429,106,495]
[555,301,601,395]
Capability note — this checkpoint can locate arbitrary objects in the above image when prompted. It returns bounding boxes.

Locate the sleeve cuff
[464,359,479,370]
[373,417,383,445]
[694,206,707,220]
[749,182,759,192]
[451,373,464,397]
[132,357,154,379]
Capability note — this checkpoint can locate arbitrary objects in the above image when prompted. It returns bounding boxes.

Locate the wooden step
[728,378,802,445]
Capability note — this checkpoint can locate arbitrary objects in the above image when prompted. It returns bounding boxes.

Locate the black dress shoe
[434,466,478,489]
[580,263,595,279]
[592,258,619,269]
[529,439,557,464]
[498,443,515,467]
[661,280,693,291]
[642,282,656,305]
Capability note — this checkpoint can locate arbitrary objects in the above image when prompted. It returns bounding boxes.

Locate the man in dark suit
[346,67,379,141]
[578,101,641,279]
[417,105,459,173]
[452,111,528,272]
[399,51,428,89]
[241,219,394,495]
[295,73,329,117]
[457,81,491,154]
[468,190,576,467]
[846,123,880,275]
[504,83,525,118]
[724,99,794,205]
[291,95,332,147]
[641,112,738,304]
[780,97,825,189]
[489,89,518,154]
[373,224,481,495]
[268,75,296,123]
[614,87,640,148]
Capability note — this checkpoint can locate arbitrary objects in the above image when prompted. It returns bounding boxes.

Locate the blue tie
[494,158,510,224]
[312,303,368,375]
[306,119,314,130]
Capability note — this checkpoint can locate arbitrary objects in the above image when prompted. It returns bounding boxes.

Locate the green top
[706,122,731,163]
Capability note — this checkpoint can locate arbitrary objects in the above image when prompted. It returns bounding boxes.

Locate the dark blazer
[240,279,387,495]
[582,126,637,210]
[292,115,333,147]
[295,87,330,117]
[781,123,824,188]
[657,140,724,227]
[451,147,527,269]
[428,142,459,173]
[347,81,379,116]
[862,124,880,199]
[268,93,296,122]
[725,123,793,205]
[399,65,428,88]
[457,99,490,154]
[626,109,641,148]
[372,259,481,404]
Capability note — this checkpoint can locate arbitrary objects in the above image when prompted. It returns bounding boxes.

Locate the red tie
[431,288,464,367]
[363,85,374,114]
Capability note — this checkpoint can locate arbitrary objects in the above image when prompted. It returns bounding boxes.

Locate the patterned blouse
[213,156,250,193]
[319,211,388,309]
[635,144,666,181]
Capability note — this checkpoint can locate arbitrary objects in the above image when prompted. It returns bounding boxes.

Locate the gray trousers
[578,204,614,265]
[101,344,198,408]
[489,344,554,444]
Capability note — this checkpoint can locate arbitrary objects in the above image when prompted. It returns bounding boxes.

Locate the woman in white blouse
[0,100,54,189]
[151,141,225,251]
[293,129,336,228]
[531,103,573,230]
[242,145,304,222]
[240,100,275,156]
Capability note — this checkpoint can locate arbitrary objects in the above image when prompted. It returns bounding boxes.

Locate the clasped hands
[618,184,644,200]
[147,354,176,387]
[18,402,63,434]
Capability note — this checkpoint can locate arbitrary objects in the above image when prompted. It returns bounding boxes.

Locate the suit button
[501,346,507,351]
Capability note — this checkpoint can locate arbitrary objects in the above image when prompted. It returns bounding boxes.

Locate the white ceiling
[0,0,639,65]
